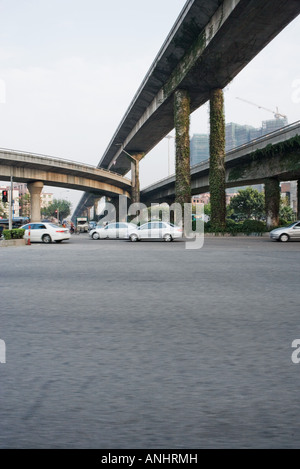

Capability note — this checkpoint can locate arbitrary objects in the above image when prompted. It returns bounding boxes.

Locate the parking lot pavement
[1,236,300,448]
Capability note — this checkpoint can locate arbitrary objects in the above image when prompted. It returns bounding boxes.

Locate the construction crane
[236,97,287,119]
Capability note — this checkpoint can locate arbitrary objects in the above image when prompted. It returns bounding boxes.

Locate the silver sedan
[269,221,300,242]
[89,222,137,240]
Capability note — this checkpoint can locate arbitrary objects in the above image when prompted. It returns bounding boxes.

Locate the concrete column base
[27,181,44,222]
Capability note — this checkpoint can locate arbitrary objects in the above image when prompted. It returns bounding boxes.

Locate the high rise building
[261,117,288,136]
[190,134,209,166]
[190,118,288,166]
[225,123,255,152]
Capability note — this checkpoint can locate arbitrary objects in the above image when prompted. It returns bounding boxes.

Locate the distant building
[190,134,209,166]
[225,123,254,152]
[262,117,288,135]
[192,193,210,205]
[13,183,28,197]
[41,192,53,208]
[281,181,298,213]
[225,117,288,152]
[190,118,288,167]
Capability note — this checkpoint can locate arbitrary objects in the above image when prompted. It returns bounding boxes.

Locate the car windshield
[283,223,297,229]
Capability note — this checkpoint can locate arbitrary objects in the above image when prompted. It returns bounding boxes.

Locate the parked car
[269,221,300,242]
[129,221,183,242]
[21,222,70,244]
[88,221,97,231]
[89,222,137,240]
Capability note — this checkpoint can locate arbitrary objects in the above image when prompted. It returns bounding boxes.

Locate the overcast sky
[0,0,299,210]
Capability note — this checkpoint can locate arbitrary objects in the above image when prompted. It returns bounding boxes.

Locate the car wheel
[130,234,138,242]
[42,234,52,244]
[164,234,172,242]
[92,232,100,240]
[280,233,289,242]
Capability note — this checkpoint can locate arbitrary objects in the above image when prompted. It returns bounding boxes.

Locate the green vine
[209,88,226,230]
[174,89,191,207]
[228,134,300,183]
[163,30,206,100]
[265,178,280,228]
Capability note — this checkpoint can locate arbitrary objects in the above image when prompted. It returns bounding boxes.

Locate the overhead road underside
[98,0,300,175]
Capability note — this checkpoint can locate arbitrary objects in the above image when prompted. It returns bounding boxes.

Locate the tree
[0,201,7,218]
[229,187,265,221]
[280,196,294,223]
[19,193,31,218]
[42,198,71,222]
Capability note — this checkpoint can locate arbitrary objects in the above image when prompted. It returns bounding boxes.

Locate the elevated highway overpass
[140,121,300,204]
[0,148,131,222]
[73,0,300,220]
[97,0,300,174]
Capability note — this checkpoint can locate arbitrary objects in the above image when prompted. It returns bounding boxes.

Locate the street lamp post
[58,189,70,224]
[9,176,13,230]
[164,135,175,176]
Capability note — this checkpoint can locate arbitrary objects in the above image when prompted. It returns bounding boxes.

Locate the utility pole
[9,176,13,230]
[165,135,175,176]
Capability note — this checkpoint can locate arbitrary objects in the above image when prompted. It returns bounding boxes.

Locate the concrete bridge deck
[141,121,300,203]
[98,0,300,175]
[0,148,131,198]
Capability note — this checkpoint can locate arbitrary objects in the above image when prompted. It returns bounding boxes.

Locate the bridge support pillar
[131,154,144,204]
[209,88,226,230]
[27,181,43,222]
[265,178,280,229]
[93,198,101,220]
[174,89,191,207]
[111,195,128,222]
[131,159,140,204]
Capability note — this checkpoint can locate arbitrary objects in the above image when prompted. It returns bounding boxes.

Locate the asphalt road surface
[1,234,300,448]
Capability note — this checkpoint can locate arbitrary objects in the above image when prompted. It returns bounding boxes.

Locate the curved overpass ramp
[0,148,131,198]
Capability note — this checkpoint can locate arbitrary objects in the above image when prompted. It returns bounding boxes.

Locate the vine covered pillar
[265,178,280,229]
[209,88,226,230]
[174,89,191,207]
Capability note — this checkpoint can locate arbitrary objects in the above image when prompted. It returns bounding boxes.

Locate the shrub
[204,219,267,235]
[241,219,267,234]
[2,229,25,240]
[225,219,244,235]
[279,218,293,227]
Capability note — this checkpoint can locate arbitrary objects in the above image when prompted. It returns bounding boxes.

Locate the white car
[21,222,70,244]
[89,222,137,240]
[129,221,183,242]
